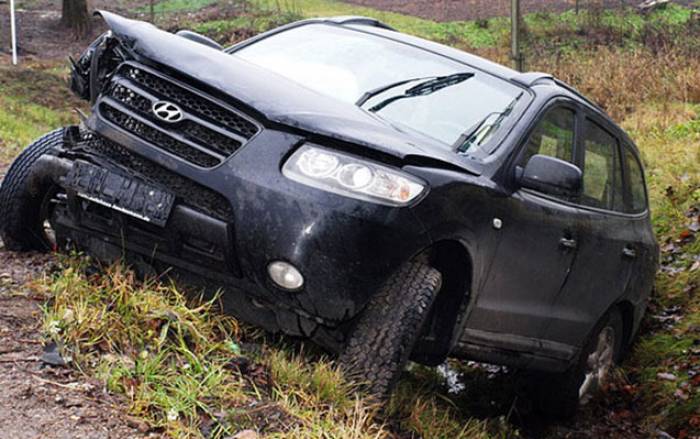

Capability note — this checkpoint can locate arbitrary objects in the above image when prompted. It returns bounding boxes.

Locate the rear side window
[581,119,624,211]
[623,146,648,213]
[520,107,575,166]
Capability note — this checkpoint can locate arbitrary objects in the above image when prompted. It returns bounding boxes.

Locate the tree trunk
[61,0,90,36]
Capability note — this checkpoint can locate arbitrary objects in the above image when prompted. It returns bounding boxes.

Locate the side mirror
[519,154,582,197]
[176,30,223,51]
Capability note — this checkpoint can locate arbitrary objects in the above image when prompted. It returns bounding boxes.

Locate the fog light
[268,261,304,291]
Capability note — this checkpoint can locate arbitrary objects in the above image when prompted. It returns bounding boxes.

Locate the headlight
[283,144,426,206]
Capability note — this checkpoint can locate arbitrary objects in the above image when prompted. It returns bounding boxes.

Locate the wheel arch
[615,299,636,350]
[411,239,474,365]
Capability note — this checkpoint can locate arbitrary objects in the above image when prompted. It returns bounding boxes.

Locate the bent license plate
[66,160,175,227]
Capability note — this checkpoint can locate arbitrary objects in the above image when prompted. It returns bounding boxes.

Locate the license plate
[65,160,175,227]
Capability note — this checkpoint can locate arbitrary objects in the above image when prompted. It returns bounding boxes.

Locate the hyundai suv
[0,11,658,416]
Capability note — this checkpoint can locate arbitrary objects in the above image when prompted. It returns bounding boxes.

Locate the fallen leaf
[230,430,259,439]
[665,186,675,198]
[674,389,689,400]
[657,372,678,381]
[125,415,150,433]
[690,415,700,427]
[41,342,67,367]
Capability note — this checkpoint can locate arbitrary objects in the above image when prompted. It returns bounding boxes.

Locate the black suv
[0,11,658,415]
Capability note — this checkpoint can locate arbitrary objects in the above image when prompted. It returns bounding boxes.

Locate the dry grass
[468,45,700,123]
[535,47,700,121]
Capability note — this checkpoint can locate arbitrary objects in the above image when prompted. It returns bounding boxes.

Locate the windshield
[234,24,524,153]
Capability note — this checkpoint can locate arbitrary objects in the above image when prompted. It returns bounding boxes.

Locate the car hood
[97,11,481,175]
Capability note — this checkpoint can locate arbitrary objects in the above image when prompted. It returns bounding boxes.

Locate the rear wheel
[531,308,624,418]
[0,128,65,251]
[339,262,442,399]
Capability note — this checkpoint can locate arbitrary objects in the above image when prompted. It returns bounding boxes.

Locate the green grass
[0,96,72,164]
[245,0,697,51]
[143,0,220,14]
[248,0,508,47]
[0,63,82,165]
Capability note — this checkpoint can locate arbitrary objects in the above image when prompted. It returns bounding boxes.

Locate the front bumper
[51,124,431,342]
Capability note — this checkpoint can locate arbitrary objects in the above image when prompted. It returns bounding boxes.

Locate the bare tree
[62,0,90,36]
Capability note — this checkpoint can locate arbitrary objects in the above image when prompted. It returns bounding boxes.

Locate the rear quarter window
[623,146,648,213]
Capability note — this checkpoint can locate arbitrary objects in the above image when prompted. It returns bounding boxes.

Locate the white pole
[10,0,18,65]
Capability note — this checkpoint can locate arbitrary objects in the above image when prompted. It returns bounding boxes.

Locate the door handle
[622,246,637,259]
[559,237,577,249]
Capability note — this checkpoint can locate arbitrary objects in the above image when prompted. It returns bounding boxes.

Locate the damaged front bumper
[43,122,430,351]
[58,26,434,350]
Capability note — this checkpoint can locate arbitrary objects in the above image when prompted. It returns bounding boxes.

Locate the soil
[342,0,698,22]
[0,4,164,437]
[0,245,153,438]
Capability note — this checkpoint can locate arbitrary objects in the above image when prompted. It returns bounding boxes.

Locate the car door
[541,114,636,348]
[464,102,582,348]
[619,144,658,333]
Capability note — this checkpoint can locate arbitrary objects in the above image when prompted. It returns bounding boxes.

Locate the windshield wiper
[454,91,524,154]
[356,72,474,111]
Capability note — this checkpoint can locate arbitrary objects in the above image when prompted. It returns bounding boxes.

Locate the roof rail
[325,16,396,31]
[511,72,554,87]
[553,79,606,114]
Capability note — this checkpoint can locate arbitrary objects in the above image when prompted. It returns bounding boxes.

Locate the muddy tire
[0,128,65,252]
[339,262,442,399]
[531,308,624,418]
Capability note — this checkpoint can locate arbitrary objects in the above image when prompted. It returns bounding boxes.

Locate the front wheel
[339,262,442,399]
[0,128,66,252]
[531,308,624,418]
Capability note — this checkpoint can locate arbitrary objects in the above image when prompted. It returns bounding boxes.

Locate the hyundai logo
[152,101,184,123]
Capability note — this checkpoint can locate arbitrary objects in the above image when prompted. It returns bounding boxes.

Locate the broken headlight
[69,31,126,103]
[282,144,426,206]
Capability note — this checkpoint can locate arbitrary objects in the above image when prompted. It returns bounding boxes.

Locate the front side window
[520,106,576,167]
[234,24,524,153]
[623,146,648,213]
[581,119,624,211]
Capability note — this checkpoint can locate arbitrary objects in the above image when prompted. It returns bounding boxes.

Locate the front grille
[101,62,260,168]
[182,121,241,156]
[123,66,259,138]
[101,104,220,168]
[78,131,234,223]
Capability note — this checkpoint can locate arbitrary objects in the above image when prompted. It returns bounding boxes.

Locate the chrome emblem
[152,101,184,123]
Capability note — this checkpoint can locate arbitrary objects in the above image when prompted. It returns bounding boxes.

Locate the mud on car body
[0,11,658,415]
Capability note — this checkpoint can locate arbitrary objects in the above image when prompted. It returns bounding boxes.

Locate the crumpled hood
[97,11,480,174]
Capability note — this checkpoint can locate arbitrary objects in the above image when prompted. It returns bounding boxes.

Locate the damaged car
[0,11,658,416]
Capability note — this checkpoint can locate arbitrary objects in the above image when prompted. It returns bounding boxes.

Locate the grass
[1,0,699,437]
[37,260,390,438]
[619,102,700,434]
[144,0,220,14]
[0,62,82,166]
[244,0,699,50]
